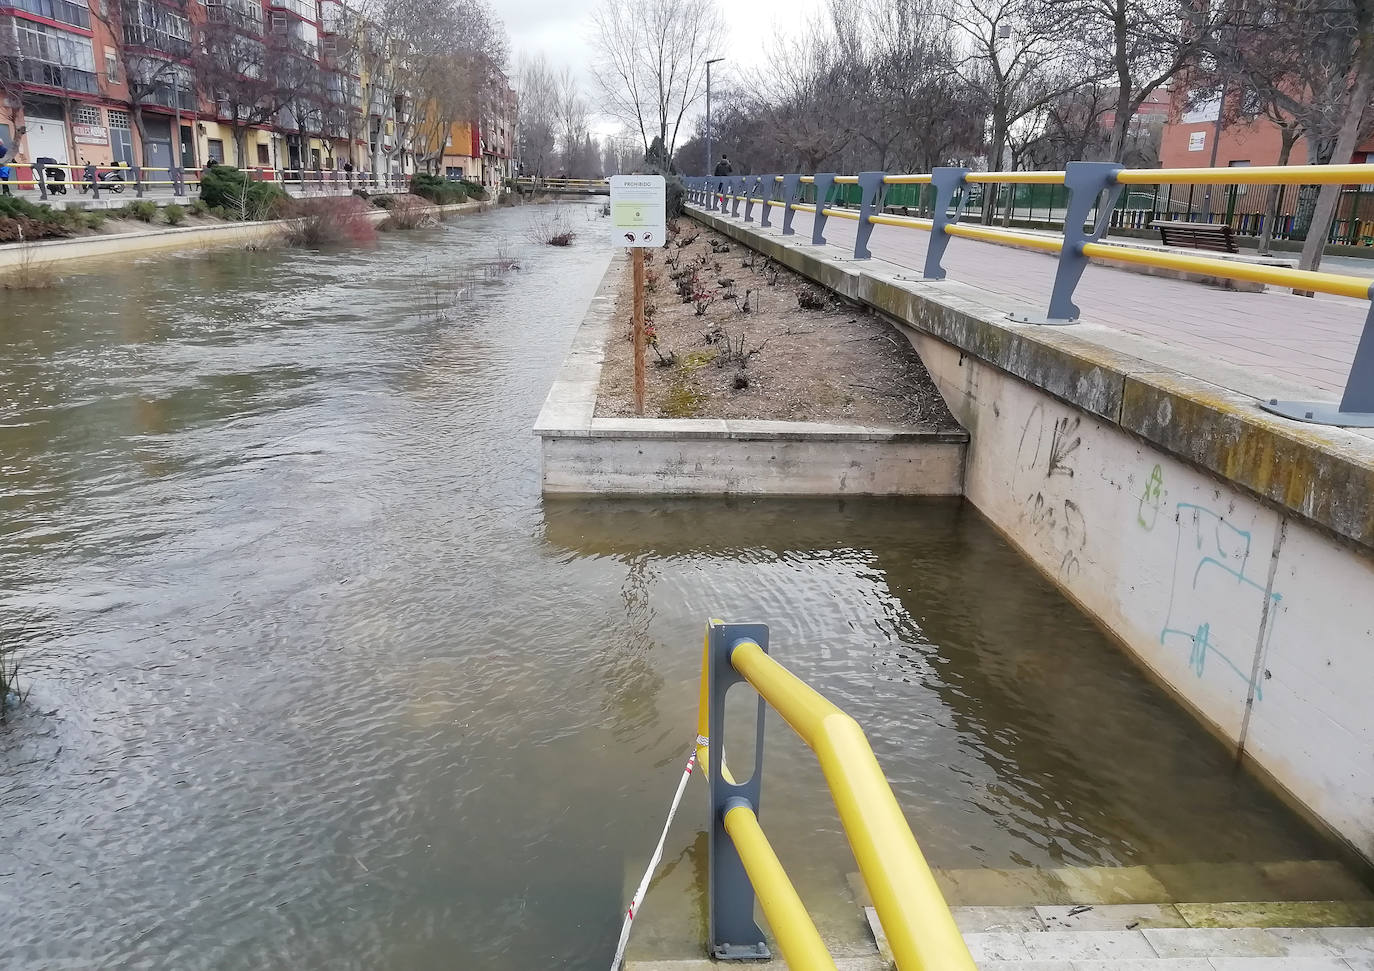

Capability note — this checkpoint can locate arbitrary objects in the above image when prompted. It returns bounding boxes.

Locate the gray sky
[502,0,828,136]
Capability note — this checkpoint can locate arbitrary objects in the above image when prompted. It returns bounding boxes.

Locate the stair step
[952,901,1374,933]
[961,925,1374,963]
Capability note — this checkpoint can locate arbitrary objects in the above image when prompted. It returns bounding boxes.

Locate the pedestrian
[0,138,9,196]
[713,153,732,205]
[343,159,354,187]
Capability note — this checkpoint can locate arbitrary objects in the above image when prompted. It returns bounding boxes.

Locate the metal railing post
[810,173,836,245]
[1011,161,1123,324]
[36,164,48,201]
[780,175,802,236]
[1262,294,1374,427]
[730,177,744,217]
[924,167,970,279]
[133,165,145,198]
[86,163,100,200]
[853,171,885,259]
[759,175,777,228]
[708,621,771,962]
[743,176,759,223]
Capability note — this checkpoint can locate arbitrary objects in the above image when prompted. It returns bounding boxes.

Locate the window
[74,104,101,126]
[105,48,117,81]
[107,108,130,129]
[257,143,269,165]
[270,10,286,29]
[0,123,10,149]
[207,138,225,162]
[13,19,97,71]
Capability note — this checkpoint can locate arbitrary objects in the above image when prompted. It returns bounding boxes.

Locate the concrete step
[963,925,1374,965]
[952,901,1374,933]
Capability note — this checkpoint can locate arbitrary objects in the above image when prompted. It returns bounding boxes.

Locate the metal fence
[0,163,410,201]
[687,163,1374,428]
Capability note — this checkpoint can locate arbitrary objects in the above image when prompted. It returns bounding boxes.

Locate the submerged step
[963,924,1374,962]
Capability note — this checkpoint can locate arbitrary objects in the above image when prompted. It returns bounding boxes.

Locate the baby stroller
[36,157,68,195]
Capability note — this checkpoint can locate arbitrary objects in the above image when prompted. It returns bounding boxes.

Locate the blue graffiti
[1159,503,1281,700]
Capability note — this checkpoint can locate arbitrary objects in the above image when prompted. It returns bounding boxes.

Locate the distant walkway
[727,208,1370,397]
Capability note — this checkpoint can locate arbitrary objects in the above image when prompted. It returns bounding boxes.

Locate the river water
[0,204,1350,969]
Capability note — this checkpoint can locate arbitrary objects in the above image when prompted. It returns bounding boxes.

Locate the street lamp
[705,57,724,176]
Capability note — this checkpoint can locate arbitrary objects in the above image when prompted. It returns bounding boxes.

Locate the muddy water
[0,204,1349,969]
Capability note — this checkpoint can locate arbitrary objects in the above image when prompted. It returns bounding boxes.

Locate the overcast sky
[502,0,830,136]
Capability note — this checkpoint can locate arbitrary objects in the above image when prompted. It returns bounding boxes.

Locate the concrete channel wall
[688,207,1374,866]
[535,253,968,495]
[0,201,487,270]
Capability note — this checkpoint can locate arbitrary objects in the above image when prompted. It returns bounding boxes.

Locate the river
[0,203,1348,969]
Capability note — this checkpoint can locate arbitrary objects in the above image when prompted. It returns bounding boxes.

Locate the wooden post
[633,247,646,416]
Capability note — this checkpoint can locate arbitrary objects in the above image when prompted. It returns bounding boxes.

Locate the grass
[163,204,185,226]
[662,377,704,418]
[0,639,25,723]
[2,235,57,290]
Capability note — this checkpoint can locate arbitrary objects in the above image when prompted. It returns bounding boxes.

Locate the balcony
[268,0,315,22]
[142,83,197,110]
[2,0,89,30]
[3,56,98,93]
[123,25,192,58]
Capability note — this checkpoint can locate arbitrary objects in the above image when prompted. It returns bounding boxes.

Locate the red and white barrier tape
[609,747,698,971]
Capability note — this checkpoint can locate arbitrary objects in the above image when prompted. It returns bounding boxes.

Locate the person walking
[0,138,10,196]
[713,153,732,207]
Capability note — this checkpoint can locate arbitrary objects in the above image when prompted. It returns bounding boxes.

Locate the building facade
[0,0,510,176]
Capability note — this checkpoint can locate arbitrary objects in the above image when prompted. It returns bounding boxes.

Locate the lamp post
[705,57,724,176]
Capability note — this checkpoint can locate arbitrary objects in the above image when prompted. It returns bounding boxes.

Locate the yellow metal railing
[697,622,976,971]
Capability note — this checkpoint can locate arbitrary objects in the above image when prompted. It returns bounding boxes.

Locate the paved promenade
[715,207,1371,402]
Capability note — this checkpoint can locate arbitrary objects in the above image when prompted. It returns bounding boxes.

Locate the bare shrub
[527,208,577,246]
[2,232,57,290]
[284,196,379,247]
[381,194,439,231]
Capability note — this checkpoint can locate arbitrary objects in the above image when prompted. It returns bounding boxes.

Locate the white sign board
[1188,131,1206,152]
[609,174,666,247]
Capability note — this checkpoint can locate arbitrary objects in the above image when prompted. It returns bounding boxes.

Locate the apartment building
[0,0,487,175]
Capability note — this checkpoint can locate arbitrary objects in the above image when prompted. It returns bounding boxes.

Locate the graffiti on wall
[1158,502,1281,700]
[1014,405,1087,578]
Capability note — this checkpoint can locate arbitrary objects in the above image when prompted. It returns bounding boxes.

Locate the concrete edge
[532,249,970,446]
[690,206,1374,553]
[0,200,489,269]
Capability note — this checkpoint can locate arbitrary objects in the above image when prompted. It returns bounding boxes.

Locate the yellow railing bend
[697,621,976,970]
[685,162,1374,427]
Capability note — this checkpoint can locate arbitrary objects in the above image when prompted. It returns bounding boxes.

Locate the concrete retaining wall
[0,201,486,270]
[689,206,1374,865]
[534,254,968,496]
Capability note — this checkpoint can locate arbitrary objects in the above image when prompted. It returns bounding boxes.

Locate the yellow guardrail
[697,622,977,971]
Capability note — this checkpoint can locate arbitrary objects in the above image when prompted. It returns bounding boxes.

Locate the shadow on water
[0,202,1362,970]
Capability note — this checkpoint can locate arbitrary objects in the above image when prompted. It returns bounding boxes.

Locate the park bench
[1153,220,1240,253]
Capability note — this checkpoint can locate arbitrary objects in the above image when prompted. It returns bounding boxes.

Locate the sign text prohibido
[610,174,667,415]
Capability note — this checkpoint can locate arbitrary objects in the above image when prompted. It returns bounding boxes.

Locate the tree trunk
[132,104,150,167]
[1259,129,1299,256]
[233,125,248,169]
[982,107,1008,224]
[1298,50,1374,273]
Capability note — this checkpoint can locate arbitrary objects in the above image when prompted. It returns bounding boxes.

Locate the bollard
[1011,161,1123,324]
[853,171,885,259]
[923,167,971,279]
[810,174,836,245]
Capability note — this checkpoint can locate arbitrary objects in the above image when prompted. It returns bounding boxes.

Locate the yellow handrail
[701,630,976,971]
[1081,241,1372,299]
[722,803,836,971]
[965,170,1066,184]
[946,222,1064,253]
[1117,164,1373,185]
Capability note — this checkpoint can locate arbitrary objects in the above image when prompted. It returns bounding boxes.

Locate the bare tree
[91,0,196,167]
[1211,0,1374,272]
[516,53,558,177]
[590,0,724,165]
[555,64,587,175]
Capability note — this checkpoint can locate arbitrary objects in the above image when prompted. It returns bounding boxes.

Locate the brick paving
[706,205,1372,399]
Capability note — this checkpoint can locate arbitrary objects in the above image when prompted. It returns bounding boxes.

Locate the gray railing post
[743,176,758,223]
[133,165,145,198]
[708,621,771,962]
[36,164,48,201]
[1011,161,1123,324]
[85,163,100,200]
[1262,295,1374,427]
[924,167,971,279]
[172,165,184,197]
[759,175,778,228]
[730,177,744,218]
[810,173,837,245]
[780,175,802,236]
[854,171,885,259]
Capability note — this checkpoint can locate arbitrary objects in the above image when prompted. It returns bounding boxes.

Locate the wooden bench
[1154,220,1240,253]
